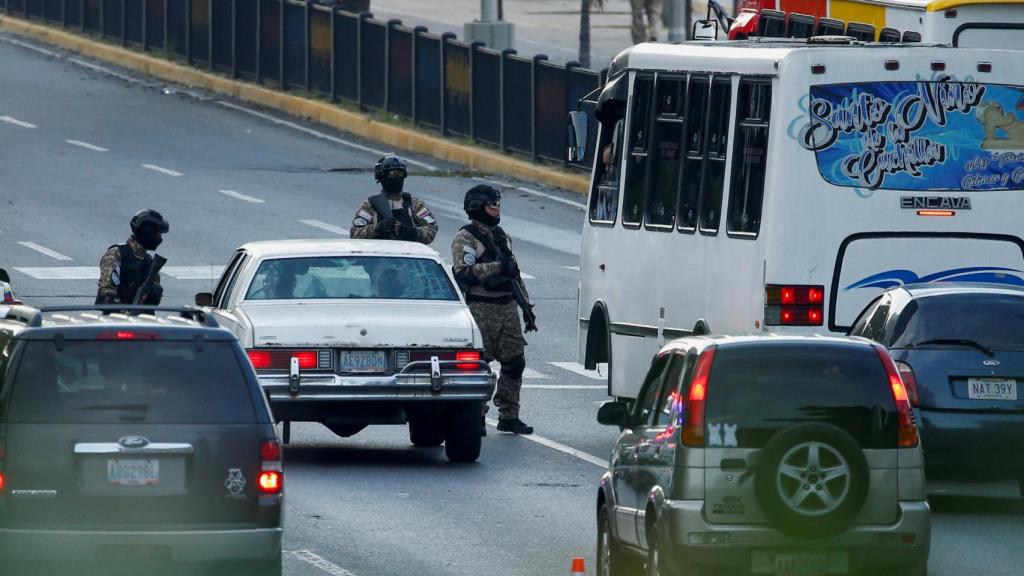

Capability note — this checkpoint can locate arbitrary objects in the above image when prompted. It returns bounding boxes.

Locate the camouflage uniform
[451,223,529,420]
[350,194,438,244]
[96,237,162,304]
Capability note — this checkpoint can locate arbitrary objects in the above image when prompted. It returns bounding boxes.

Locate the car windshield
[7,340,255,424]
[244,256,459,301]
[890,293,1024,351]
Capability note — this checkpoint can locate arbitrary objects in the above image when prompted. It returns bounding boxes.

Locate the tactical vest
[461,224,514,296]
[97,243,153,304]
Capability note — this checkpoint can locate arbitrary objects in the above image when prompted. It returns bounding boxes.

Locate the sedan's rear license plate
[968,378,1017,400]
[107,459,159,486]
[773,554,828,576]
[339,350,388,373]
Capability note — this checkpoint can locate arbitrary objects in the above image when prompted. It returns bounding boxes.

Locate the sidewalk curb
[0,15,590,195]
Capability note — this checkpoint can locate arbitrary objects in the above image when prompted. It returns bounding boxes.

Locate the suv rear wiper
[76,403,150,412]
[909,338,994,357]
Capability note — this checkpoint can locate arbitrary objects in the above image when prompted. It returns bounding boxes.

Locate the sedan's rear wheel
[409,417,445,447]
[444,403,482,462]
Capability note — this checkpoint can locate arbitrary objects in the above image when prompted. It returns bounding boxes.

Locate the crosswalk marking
[17,241,72,261]
[300,219,350,236]
[549,361,607,381]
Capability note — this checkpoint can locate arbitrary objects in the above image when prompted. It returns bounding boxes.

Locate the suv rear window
[890,293,1024,351]
[705,343,898,448]
[7,340,256,424]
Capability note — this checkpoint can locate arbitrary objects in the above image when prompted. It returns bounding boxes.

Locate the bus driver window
[590,118,624,223]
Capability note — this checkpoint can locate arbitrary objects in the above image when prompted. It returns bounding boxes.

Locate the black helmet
[463,184,501,213]
[374,155,407,194]
[130,209,169,251]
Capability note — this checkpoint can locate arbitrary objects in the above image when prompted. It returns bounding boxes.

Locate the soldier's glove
[501,255,519,277]
[397,223,417,241]
[523,304,538,333]
[143,283,163,305]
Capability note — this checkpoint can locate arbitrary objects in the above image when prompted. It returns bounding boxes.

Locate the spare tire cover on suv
[755,423,869,538]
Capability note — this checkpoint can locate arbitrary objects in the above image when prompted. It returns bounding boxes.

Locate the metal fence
[3,0,604,168]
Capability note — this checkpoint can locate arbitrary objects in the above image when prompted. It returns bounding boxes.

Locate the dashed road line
[17,242,72,261]
[216,101,438,171]
[486,418,607,468]
[141,164,184,177]
[564,265,580,271]
[286,550,360,576]
[0,35,60,57]
[219,189,265,204]
[473,177,586,210]
[68,57,144,84]
[522,384,606,390]
[66,139,108,152]
[300,219,350,236]
[1,115,37,129]
[549,361,607,381]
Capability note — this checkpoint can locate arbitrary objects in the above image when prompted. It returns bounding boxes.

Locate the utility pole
[666,0,690,42]
[465,0,515,51]
[579,0,592,69]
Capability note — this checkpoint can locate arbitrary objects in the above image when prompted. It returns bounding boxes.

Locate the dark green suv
[0,305,283,575]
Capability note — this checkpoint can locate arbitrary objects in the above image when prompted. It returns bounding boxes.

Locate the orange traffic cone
[571,556,586,575]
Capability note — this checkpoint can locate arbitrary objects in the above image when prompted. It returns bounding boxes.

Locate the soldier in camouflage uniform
[95,209,169,305]
[350,155,438,244]
[452,184,535,435]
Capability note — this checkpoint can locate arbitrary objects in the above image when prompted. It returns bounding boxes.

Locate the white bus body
[577,41,1024,399]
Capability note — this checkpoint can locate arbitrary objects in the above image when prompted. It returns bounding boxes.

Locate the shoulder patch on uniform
[463,253,477,266]
[358,209,373,220]
[354,217,368,227]
[462,245,476,255]
[111,264,121,286]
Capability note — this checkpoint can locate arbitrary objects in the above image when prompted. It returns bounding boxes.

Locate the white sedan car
[195,239,494,462]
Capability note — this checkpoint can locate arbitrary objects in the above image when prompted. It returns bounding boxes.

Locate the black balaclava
[380,174,405,195]
[135,223,163,251]
[470,207,500,227]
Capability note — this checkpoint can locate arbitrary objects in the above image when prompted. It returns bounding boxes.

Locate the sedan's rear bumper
[918,408,1024,479]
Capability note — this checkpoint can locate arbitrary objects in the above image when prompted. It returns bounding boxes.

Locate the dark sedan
[848,282,1024,494]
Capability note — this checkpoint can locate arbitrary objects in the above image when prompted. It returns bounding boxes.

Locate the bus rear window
[799,80,1024,191]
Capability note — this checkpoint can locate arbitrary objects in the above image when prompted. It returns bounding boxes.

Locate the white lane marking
[489,361,548,380]
[220,189,265,204]
[0,35,61,57]
[162,266,226,280]
[286,550,360,576]
[520,272,535,280]
[564,265,580,271]
[0,116,37,129]
[216,101,439,171]
[15,266,96,280]
[17,242,72,261]
[485,418,607,468]
[300,219,350,236]
[141,164,184,177]
[473,177,586,210]
[549,361,607,381]
[522,384,606,390]
[68,57,144,84]
[66,139,108,152]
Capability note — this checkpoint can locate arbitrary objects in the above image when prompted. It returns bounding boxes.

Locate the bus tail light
[875,346,920,448]
[764,284,824,326]
[682,347,716,446]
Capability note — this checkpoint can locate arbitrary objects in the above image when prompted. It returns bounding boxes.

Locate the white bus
[573,38,1024,399]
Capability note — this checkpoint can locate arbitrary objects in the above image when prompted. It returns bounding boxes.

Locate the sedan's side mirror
[597,400,630,427]
[195,292,214,307]
[0,269,10,284]
[567,111,589,163]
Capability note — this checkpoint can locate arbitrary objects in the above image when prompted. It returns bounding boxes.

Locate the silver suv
[596,335,930,576]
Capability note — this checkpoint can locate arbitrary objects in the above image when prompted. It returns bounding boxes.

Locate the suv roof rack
[35,306,220,328]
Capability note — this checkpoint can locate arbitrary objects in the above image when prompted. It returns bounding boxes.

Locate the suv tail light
[246,349,326,371]
[874,346,920,448]
[97,331,161,340]
[764,284,824,326]
[258,440,283,496]
[682,347,716,446]
[894,360,920,406]
[0,439,6,498]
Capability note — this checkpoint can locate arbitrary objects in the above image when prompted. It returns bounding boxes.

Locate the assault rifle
[481,227,538,333]
[133,254,167,305]
[368,193,398,239]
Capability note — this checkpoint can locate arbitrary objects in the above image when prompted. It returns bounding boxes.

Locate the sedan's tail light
[455,350,482,370]
[894,360,920,406]
[875,346,920,448]
[405,349,486,372]
[246,349,329,371]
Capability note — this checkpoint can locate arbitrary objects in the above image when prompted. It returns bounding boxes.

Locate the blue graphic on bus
[845,267,1024,291]
[799,78,1024,191]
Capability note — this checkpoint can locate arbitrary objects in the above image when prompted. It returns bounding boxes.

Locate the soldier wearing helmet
[349,155,438,244]
[451,184,535,436]
[95,209,169,305]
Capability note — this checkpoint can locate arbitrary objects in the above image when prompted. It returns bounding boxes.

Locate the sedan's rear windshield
[705,344,898,449]
[7,341,255,424]
[890,293,1024,351]
[245,256,459,301]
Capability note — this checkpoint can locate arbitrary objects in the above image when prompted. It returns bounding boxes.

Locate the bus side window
[622,74,654,227]
[678,76,709,231]
[645,76,686,228]
[727,79,772,236]
[590,117,625,224]
[698,77,732,234]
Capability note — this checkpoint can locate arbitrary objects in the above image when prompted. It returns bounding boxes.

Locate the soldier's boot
[497,418,533,435]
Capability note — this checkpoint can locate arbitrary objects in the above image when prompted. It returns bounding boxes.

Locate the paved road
[1,32,1021,576]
